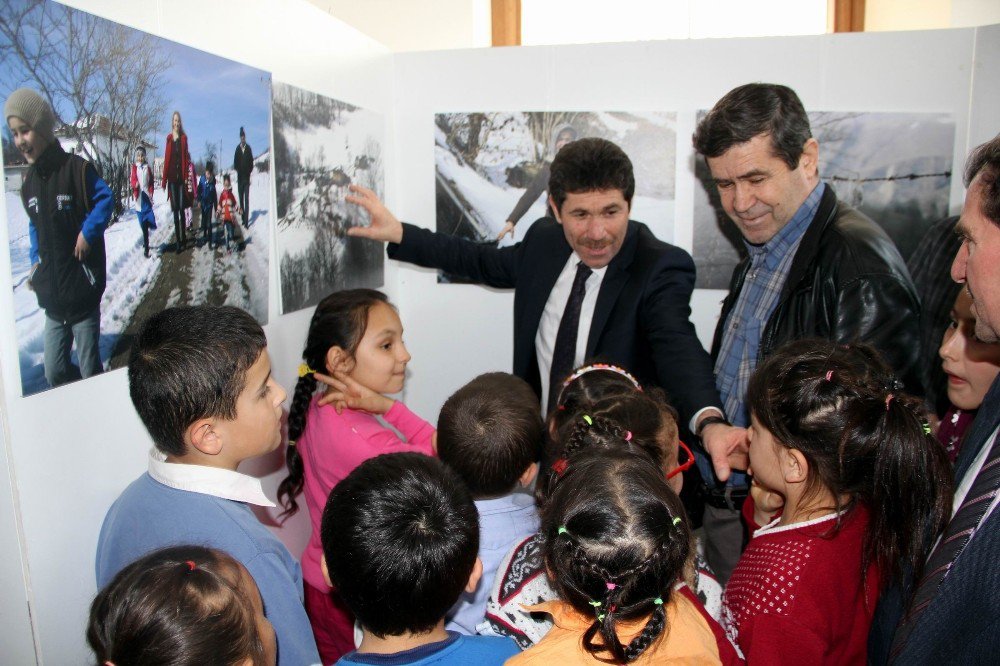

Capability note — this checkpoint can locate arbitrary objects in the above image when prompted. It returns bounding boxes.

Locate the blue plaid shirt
[699,183,825,488]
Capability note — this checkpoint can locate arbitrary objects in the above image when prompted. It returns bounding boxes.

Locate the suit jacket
[869,376,1000,664]
[387,218,721,423]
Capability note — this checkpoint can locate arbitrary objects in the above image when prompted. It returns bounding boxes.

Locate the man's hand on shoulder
[345,185,404,244]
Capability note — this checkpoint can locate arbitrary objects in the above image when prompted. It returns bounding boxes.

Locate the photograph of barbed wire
[435,111,676,284]
[273,81,384,314]
[692,111,955,290]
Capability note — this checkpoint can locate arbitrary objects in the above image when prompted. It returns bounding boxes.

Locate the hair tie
[184,560,197,572]
[653,597,663,606]
[558,526,568,535]
[922,422,932,435]
[624,430,632,442]
[824,370,833,381]
[885,394,894,410]
[297,363,317,378]
[552,458,568,475]
[606,582,617,590]
[672,516,682,527]
[589,600,602,608]
[582,414,593,426]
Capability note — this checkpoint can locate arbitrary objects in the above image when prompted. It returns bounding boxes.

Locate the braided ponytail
[543,449,690,662]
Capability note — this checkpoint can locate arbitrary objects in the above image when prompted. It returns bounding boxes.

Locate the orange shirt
[506,590,725,666]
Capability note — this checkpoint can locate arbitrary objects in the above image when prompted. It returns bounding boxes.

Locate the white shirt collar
[147,448,276,507]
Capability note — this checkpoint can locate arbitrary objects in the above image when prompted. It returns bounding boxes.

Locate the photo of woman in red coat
[162,110,192,253]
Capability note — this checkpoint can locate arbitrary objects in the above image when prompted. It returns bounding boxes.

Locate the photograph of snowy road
[434,111,676,283]
[273,81,384,314]
[692,111,955,289]
[1,0,271,396]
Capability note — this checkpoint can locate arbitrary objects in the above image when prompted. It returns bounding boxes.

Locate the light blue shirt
[446,491,540,635]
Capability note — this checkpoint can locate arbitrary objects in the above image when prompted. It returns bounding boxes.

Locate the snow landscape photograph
[273,81,384,314]
[692,111,956,289]
[434,111,676,283]
[1,0,272,397]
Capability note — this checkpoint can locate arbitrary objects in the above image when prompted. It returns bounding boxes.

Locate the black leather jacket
[711,185,923,395]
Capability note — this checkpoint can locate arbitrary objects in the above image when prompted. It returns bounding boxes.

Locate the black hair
[277,288,390,516]
[549,365,643,442]
[128,306,267,457]
[321,453,479,637]
[746,339,953,589]
[223,173,231,184]
[548,137,635,212]
[87,545,267,666]
[964,134,1000,226]
[542,448,690,663]
[205,160,214,173]
[437,372,543,498]
[542,389,678,507]
[135,146,146,156]
[693,83,813,170]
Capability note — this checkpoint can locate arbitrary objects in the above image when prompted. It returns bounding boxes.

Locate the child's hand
[750,479,784,526]
[74,232,91,260]
[315,370,394,415]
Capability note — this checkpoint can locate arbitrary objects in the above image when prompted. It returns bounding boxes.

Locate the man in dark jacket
[233,126,253,227]
[691,83,921,582]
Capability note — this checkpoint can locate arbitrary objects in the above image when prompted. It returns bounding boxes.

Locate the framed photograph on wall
[1,0,272,397]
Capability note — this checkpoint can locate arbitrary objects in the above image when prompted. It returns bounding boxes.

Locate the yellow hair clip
[298,363,318,378]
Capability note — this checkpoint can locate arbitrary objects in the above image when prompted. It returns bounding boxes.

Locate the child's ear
[321,555,332,587]
[465,557,484,595]
[186,418,223,456]
[783,448,809,484]
[519,462,539,488]
[325,346,355,375]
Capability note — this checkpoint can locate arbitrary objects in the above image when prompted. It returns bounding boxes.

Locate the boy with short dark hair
[95,305,320,666]
[436,372,542,634]
[218,173,243,252]
[322,453,519,665]
[6,87,113,387]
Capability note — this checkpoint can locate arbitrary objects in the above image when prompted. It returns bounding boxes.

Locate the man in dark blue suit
[870,134,1000,664]
[345,138,746,461]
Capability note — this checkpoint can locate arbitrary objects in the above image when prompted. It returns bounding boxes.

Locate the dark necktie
[548,261,592,413]
[890,429,1000,659]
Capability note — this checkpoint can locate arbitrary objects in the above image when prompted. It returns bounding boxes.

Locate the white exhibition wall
[0,2,997,661]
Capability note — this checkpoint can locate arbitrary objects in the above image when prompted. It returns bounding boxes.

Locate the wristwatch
[696,414,731,438]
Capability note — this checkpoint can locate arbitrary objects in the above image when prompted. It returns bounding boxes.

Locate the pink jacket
[298,397,435,591]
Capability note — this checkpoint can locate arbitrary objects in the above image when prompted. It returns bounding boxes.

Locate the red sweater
[722,505,879,664]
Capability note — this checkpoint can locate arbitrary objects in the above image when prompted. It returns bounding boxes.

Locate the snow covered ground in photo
[6,169,270,396]
[434,124,674,248]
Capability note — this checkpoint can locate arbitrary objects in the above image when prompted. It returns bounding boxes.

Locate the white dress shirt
[535,253,607,413]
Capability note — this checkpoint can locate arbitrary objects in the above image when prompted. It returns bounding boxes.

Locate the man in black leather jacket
[690,83,922,581]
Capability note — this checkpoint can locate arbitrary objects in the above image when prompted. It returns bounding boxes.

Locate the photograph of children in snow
[1,0,272,397]
[434,111,676,283]
[272,81,385,314]
[692,111,955,289]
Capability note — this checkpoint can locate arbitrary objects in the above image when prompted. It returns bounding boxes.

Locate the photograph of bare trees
[273,82,384,314]
[435,111,676,283]
[692,111,955,290]
[1,0,271,397]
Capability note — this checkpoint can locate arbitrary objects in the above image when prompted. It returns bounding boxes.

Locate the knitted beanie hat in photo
[4,88,56,140]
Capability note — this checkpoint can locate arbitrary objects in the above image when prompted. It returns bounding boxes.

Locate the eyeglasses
[666,439,695,480]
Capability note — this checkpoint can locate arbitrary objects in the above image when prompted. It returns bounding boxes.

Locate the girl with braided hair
[483,374,725,651]
[723,339,952,664]
[508,448,740,664]
[87,545,275,666]
[276,288,435,663]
